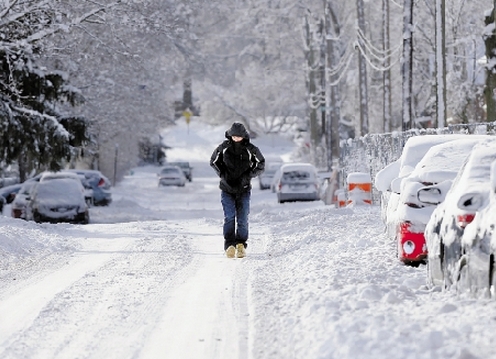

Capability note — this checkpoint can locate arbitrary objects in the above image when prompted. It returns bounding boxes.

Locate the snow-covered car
[158,166,187,187]
[375,134,485,241]
[39,171,93,205]
[64,169,112,206]
[11,181,37,219]
[395,137,493,266]
[270,167,282,193]
[454,160,496,297]
[0,183,23,213]
[0,168,20,188]
[167,161,193,182]
[275,163,320,203]
[423,140,496,288]
[25,178,89,224]
[258,162,282,190]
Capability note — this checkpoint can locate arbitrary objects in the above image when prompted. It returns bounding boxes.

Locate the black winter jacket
[210,123,265,194]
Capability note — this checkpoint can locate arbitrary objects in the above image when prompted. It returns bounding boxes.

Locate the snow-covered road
[2,122,496,359]
[0,157,266,359]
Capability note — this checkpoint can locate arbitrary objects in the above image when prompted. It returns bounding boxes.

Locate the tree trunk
[324,1,342,203]
[402,0,414,130]
[382,0,392,133]
[435,0,447,128]
[484,2,496,122]
[356,0,369,136]
[304,15,321,163]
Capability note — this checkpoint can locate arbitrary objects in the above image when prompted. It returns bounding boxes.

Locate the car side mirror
[390,177,402,194]
[457,192,484,211]
[417,187,442,205]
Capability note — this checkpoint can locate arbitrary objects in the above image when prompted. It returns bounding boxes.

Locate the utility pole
[304,14,321,166]
[382,0,392,133]
[356,0,369,136]
[435,0,447,128]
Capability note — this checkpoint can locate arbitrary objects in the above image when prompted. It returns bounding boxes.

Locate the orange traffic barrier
[334,189,346,208]
[347,172,372,205]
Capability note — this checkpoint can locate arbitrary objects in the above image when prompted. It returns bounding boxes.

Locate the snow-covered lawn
[1,121,496,359]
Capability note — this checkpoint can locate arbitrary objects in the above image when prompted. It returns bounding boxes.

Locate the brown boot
[236,243,246,258]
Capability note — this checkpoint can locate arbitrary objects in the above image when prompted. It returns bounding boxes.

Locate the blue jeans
[221,190,251,250]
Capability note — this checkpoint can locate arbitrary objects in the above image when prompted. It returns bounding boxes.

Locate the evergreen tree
[0,1,89,179]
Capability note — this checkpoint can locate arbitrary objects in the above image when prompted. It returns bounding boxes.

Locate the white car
[258,162,282,190]
[423,140,496,288]
[394,137,494,266]
[453,160,496,297]
[275,163,320,203]
[39,171,93,205]
[158,166,187,187]
[375,134,489,241]
[11,181,36,219]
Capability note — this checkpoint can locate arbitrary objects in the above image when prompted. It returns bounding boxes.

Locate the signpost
[182,108,192,134]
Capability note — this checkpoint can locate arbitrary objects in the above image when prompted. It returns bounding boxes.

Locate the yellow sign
[182,109,192,124]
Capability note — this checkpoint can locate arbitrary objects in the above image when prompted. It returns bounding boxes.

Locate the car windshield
[282,170,311,182]
[20,182,35,195]
[161,168,180,175]
[169,162,188,168]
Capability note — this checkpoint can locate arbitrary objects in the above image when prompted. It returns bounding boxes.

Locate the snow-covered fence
[339,122,496,204]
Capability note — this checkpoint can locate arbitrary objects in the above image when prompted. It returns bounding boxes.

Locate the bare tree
[402,0,414,130]
[356,0,369,136]
[484,1,496,122]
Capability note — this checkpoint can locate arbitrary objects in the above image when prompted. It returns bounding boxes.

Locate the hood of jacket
[225,122,250,140]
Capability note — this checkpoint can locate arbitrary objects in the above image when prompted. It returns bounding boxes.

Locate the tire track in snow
[0,222,192,358]
[140,222,248,359]
[0,220,252,359]
[0,236,136,356]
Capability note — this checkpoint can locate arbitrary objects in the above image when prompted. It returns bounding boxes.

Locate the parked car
[64,169,112,206]
[394,138,492,266]
[0,183,23,212]
[271,167,283,193]
[167,161,193,181]
[11,181,37,219]
[452,160,496,297]
[39,171,93,205]
[25,178,89,224]
[375,134,486,241]
[423,140,496,288]
[259,162,282,190]
[158,166,187,187]
[0,168,20,188]
[275,163,320,203]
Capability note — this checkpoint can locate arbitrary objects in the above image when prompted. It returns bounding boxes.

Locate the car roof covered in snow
[407,136,496,184]
[452,139,496,194]
[375,134,492,192]
[279,163,317,172]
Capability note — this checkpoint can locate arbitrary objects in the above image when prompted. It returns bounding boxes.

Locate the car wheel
[490,254,496,298]
[33,211,42,223]
[404,260,421,268]
[455,255,469,294]
[82,211,90,224]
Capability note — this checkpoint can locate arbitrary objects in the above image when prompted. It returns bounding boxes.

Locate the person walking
[210,122,265,258]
